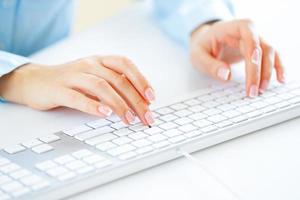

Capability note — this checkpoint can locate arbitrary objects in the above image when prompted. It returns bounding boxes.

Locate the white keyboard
[1,81,300,200]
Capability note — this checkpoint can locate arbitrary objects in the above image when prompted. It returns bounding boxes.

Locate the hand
[190,19,285,97]
[0,55,156,125]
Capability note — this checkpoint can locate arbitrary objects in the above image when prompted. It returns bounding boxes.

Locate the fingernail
[98,104,112,116]
[251,48,261,65]
[125,110,135,124]
[259,80,269,93]
[280,74,286,83]
[217,67,230,81]
[144,111,154,125]
[249,85,259,98]
[145,88,155,102]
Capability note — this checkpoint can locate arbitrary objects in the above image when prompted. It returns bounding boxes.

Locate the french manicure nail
[125,110,135,124]
[249,85,259,98]
[144,111,154,125]
[217,67,230,81]
[259,80,269,93]
[251,48,260,66]
[280,74,286,83]
[98,105,112,116]
[145,88,155,102]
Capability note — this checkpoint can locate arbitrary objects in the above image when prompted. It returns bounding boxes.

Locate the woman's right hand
[0,55,156,125]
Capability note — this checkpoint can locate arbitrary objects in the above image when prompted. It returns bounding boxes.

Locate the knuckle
[116,75,129,86]
[240,18,254,27]
[93,78,109,89]
[120,56,134,67]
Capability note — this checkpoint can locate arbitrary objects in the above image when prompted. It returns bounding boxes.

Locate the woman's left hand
[190,19,285,97]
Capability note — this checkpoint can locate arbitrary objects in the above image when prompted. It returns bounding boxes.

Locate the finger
[238,21,262,97]
[99,56,155,103]
[66,73,136,125]
[274,52,285,83]
[259,41,275,93]
[191,46,231,82]
[54,88,108,118]
[88,66,154,126]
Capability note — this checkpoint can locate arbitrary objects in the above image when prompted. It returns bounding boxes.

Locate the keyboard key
[11,187,30,197]
[72,149,93,159]
[0,175,12,185]
[131,139,152,148]
[189,113,207,120]
[136,146,154,154]
[107,144,136,156]
[201,125,218,133]
[1,181,23,193]
[96,142,117,151]
[31,181,49,190]
[152,140,170,149]
[85,133,117,146]
[170,103,188,110]
[57,172,76,181]
[94,160,112,169]
[184,99,200,106]
[216,120,233,128]
[231,116,248,123]
[20,175,43,186]
[185,130,203,138]
[275,101,290,109]
[83,155,105,164]
[144,127,163,135]
[193,119,212,128]
[129,124,147,132]
[10,169,31,179]
[65,160,87,171]
[236,106,255,113]
[22,139,43,148]
[222,110,241,118]
[87,119,111,129]
[0,163,20,173]
[107,114,121,123]
[47,166,69,177]
[39,134,60,143]
[36,161,57,171]
[261,106,276,113]
[203,108,222,116]
[113,128,133,137]
[202,101,220,108]
[207,115,227,123]
[63,125,93,136]
[128,132,148,140]
[216,104,236,112]
[155,107,174,115]
[178,124,197,133]
[174,117,193,125]
[148,134,167,142]
[169,135,186,143]
[4,144,25,154]
[247,110,263,118]
[188,105,206,112]
[77,166,94,174]
[163,129,182,138]
[111,121,128,129]
[54,155,75,165]
[112,136,133,145]
[32,144,53,154]
[75,126,114,141]
[119,152,137,160]
[159,114,178,122]
[0,158,10,166]
[174,109,192,117]
[159,122,178,130]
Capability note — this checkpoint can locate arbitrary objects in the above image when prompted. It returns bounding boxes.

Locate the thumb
[191,48,231,81]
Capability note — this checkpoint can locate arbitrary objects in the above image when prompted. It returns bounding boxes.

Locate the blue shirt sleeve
[0,51,29,77]
[153,0,234,47]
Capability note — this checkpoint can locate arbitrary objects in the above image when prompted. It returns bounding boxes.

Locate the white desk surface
[1,1,300,199]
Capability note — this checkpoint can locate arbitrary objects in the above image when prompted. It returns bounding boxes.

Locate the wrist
[0,63,45,104]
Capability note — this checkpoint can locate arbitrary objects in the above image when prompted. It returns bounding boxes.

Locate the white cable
[178,148,242,200]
